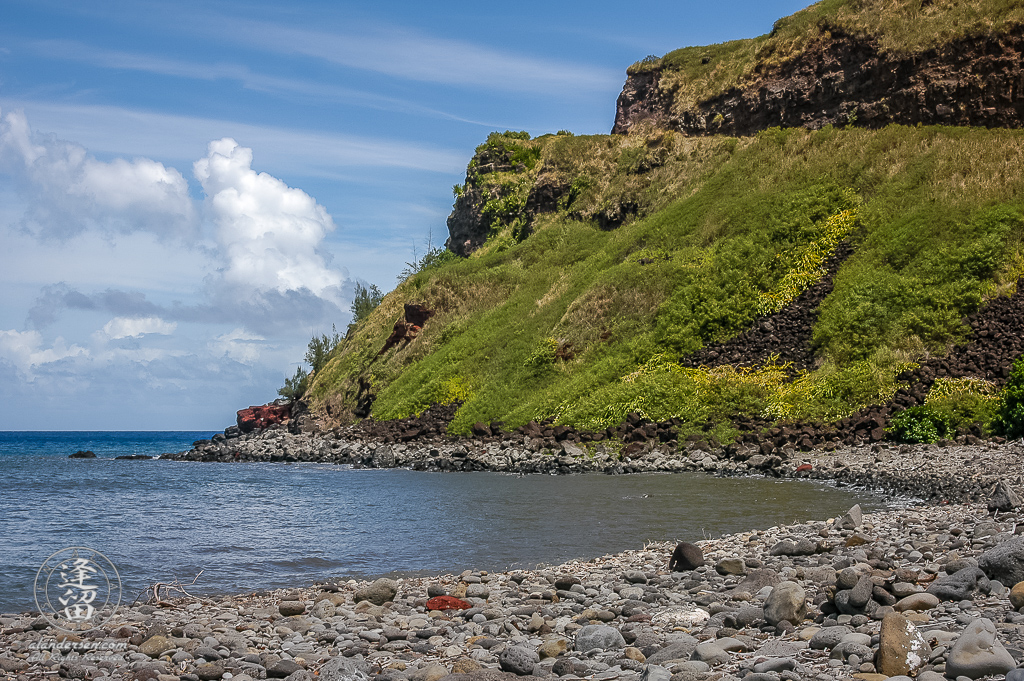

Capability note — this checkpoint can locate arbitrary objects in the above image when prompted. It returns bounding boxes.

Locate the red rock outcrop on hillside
[377,303,434,357]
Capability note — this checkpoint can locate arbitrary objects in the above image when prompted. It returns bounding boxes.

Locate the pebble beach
[6,439,1024,681]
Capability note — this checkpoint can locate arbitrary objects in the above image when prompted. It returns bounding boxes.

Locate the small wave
[263,556,337,570]
[195,545,257,554]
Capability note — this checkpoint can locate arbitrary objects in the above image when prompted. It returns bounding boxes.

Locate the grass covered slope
[308,125,1024,439]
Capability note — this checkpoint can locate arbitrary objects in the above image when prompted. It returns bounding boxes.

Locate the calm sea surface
[0,431,896,612]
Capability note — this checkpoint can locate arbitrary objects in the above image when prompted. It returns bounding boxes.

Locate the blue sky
[0,0,812,430]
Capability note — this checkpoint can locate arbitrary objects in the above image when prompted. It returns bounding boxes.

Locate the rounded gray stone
[945,618,1016,679]
[894,592,940,612]
[466,583,490,599]
[809,625,852,650]
[624,570,648,584]
[499,645,540,675]
[830,641,873,661]
[353,578,398,605]
[574,624,626,652]
[763,581,807,626]
[692,641,729,666]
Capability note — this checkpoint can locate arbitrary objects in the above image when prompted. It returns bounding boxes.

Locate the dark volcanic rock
[926,566,989,601]
[445,142,527,257]
[669,542,705,571]
[989,479,1023,513]
[979,535,1024,587]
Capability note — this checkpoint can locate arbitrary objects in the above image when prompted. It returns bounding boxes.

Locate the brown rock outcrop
[613,29,1024,136]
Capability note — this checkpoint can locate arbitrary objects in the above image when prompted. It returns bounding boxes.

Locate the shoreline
[163,424,1024,504]
[5,497,1024,681]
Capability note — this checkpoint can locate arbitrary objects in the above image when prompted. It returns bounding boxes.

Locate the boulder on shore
[978,535,1024,587]
[354,578,399,605]
[669,542,705,571]
[944,618,1015,679]
[763,581,807,626]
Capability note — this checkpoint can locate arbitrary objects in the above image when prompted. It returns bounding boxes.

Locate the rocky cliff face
[445,186,491,257]
[445,142,534,257]
[613,28,1024,136]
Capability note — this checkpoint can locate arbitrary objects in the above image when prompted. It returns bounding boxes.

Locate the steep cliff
[614,1,1024,136]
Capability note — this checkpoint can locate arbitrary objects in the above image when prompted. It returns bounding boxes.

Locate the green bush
[922,376,999,435]
[524,338,558,375]
[278,366,309,400]
[887,405,955,444]
[993,355,1024,439]
[305,325,343,374]
[398,237,461,283]
[350,283,384,327]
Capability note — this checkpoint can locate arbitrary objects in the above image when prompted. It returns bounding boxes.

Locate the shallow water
[0,431,894,612]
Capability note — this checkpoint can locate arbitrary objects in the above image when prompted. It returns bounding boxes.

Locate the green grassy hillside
[308,124,1024,439]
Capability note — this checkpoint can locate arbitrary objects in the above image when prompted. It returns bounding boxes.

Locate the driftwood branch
[131,570,204,607]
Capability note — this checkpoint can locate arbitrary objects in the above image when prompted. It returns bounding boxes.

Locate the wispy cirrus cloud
[222,20,622,96]
[4,100,466,175]
[24,39,503,127]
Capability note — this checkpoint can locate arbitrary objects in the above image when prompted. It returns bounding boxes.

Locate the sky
[0,0,813,430]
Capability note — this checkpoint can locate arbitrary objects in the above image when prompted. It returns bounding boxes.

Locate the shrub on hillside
[924,377,999,435]
[278,366,309,401]
[350,284,384,329]
[306,325,343,374]
[277,326,344,400]
[887,405,954,444]
[993,355,1024,439]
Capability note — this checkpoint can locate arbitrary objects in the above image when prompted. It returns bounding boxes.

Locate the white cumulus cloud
[194,138,345,296]
[211,328,267,365]
[101,316,177,339]
[0,329,88,376]
[0,108,196,239]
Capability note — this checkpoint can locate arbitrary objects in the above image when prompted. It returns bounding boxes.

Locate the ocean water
[0,431,895,613]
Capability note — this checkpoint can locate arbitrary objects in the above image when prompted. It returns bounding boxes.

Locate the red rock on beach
[237,403,291,433]
[426,596,473,611]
